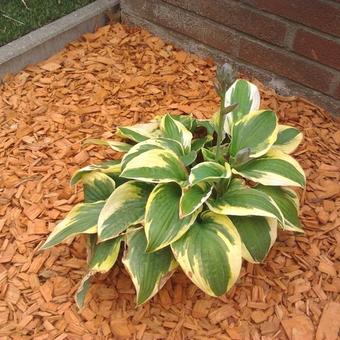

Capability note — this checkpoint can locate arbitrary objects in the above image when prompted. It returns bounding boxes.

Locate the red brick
[164,0,287,46]
[121,0,238,54]
[293,29,340,71]
[334,82,340,100]
[240,0,340,37]
[239,38,334,95]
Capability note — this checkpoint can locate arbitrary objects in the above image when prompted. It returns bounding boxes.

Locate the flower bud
[216,63,235,95]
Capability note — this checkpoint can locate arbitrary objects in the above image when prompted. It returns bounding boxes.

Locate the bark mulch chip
[0,23,339,339]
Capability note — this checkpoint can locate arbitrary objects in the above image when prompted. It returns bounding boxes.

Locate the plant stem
[215,91,226,161]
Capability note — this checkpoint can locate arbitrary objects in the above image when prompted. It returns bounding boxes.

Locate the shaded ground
[0,23,339,339]
[0,0,95,46]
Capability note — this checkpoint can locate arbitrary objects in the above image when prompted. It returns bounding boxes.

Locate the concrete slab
[0,0,120,80]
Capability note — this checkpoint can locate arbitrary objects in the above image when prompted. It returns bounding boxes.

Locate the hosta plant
[41,64,305,307]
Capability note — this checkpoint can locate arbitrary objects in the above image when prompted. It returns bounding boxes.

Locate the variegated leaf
[75,236,123,308]
[181,150,197,166]
[121,138,184,169]
[233,150,306,187]
[82,172,116,203]
[229,110,278,162]
[41,201,105,249]
[75,272,92,309]
[88,236,123,272]
[189,161,231,185]
[98,181,153,241]
[120,149,188,184]
[84,138,132,152]
[201,148,216,162]
[117,121,160,142]
[191,135,213,152]
[71,160,121,185]
[230,216,277,263]
[255,185,302,232]
[272,125,303,154]
[145,183,199,252]
[207,179,284,223]
[122,228,177,305]
[160,114,193,152]
[224,79,260,133]
[171,114,197,131]
[171,211,242,296]
[180,182,213,217]
[86,234,97,263]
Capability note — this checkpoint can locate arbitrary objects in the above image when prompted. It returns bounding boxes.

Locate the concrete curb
[0,0,120,80]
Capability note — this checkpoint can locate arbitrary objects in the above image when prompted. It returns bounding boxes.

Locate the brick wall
[121,0,340,115]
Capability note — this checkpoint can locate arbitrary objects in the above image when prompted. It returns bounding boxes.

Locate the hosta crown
[41,67,305,308]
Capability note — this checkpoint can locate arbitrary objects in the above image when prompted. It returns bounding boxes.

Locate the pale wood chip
[208,305,236,324]
[316,302,340,340]
[110,318,131,338]
[282,314,315,340]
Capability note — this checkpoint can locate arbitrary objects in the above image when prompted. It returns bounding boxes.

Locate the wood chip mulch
[0,23,339,340]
